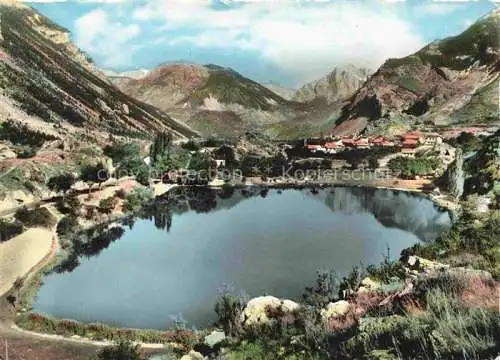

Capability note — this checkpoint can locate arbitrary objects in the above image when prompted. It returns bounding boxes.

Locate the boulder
[204,330,226,348]
[357,277,380,293]
[320,300,350,322]
[241,296,300,327]
[407,255,449,273]
[180,350,204,360]
[0,145,17,160]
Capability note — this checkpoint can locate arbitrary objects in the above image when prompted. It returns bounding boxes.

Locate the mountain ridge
[332,9,500,137]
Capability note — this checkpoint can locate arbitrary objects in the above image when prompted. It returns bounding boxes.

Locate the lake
[33,186,451,329]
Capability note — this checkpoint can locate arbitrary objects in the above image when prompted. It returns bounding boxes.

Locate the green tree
[80,163,109,195]
[47,173,76,196]
[98,197,119,214]
[150,132,172,165]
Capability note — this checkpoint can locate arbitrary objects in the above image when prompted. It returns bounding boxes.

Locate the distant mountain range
[1,0,498,143]
[111,10,499,140]
[111,63,374,138]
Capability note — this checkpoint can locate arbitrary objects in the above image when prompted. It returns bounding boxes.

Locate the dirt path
[0,228,55,297]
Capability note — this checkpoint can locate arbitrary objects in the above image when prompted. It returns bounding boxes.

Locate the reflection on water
[34,186,451,329]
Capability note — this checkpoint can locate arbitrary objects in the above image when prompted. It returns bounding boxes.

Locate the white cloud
[74,9,141,68]
[134,1,425,85]
[412,2,461,16]
[23,0,128,2]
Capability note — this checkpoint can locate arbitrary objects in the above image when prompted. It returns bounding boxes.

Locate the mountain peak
[293,65,372,104]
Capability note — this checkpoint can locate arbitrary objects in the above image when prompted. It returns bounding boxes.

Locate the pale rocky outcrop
[357,277,380,293]
[407,255,450,273]
[204,330,226,348]
[180,350,204,360]
[320,300,351,322]
[241,296,300,327]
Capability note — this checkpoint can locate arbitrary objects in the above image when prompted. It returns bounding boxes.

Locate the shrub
[214,286,244,337]
[0,120,57,147]
[47,173,76,195]
[98,196,119,214]
[14,146,38,159]
[0,218,24,242]
[388,156,440,179]
[302,269,339,307]
[56,216,79,237]
[96,341,141,360]
[14,206,56,228]
[56,191,81,216]
[122,187,154,213]
[115,189,127,199]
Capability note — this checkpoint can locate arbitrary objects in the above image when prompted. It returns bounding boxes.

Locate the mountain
[333,10,500,137]
[262,82,296,101]
[113,63,304,138]
[0,1,197,142]
[102,69,150,81]
[293,65,372,104]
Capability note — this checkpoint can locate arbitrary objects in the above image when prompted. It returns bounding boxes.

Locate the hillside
[262,82,296,101]
[0,2,197,141]
[293,65,372,104]
[333,10,500,136]
[113,63,307,138]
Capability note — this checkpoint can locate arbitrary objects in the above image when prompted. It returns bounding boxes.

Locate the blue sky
[25,0,497,88]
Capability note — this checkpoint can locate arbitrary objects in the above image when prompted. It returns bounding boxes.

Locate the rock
[407,256,449,273]
[0,145,17,160]
[241,296,300,327]
[204,330,226,348]
[122,103,129,115]
[357,277,380,293]
[320,300,350,322]
[180,350,204,360]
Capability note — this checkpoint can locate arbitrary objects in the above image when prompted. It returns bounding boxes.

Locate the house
[324,142,340,154]
[341,138,356,148]
[355,138,370,149]
[307,144,325,153]
[400,139,418,156]
[401,131,423,143]
[422,132,442,145]
[369,136,385,146]
[381,140,395,147]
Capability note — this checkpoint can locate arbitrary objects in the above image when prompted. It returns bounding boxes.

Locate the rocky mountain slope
[0,1,198,143]
[293,65,371,104]
[333,10,500,136]
[262,82,296,101]
[113,63,306,138]
[114,63,373,139]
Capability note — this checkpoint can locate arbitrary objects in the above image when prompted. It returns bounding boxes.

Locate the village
[303,126,497,156]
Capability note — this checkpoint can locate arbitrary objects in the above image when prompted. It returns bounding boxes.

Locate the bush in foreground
[96,341,141,360]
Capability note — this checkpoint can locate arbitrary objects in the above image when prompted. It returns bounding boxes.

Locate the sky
[24,0,497,88]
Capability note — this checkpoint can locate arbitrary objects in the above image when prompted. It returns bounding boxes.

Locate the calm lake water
[34,186,451,329]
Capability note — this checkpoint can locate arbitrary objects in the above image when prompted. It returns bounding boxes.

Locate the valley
[0,1,499,359]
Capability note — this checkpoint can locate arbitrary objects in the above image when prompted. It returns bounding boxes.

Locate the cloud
[23,0,128,2]
[412,2,461,16]
[133,1,425,84]
[74,9,141,68]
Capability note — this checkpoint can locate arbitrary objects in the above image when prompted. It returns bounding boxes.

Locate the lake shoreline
[1,180,459,348]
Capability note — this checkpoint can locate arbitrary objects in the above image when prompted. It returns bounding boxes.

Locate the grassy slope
[184,66,294,111]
